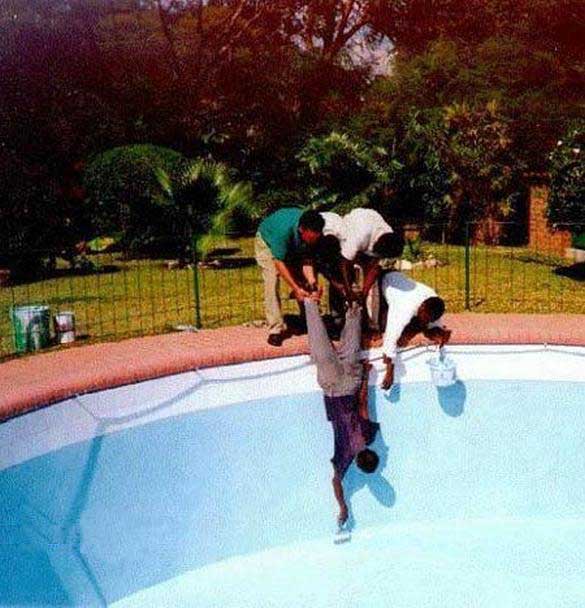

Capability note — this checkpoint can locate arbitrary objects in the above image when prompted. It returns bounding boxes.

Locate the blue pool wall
[1,348,585,605]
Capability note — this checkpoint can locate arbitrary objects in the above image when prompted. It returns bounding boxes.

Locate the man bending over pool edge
[380,271,452,390]
[304,299,380,526]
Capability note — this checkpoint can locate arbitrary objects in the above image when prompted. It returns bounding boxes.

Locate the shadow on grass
[554,263,585,282]
[9,266,121,287]
[206,247,242,258]
[200,257,255,269]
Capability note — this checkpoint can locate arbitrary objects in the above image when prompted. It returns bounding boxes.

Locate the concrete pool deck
[1,313,584,422]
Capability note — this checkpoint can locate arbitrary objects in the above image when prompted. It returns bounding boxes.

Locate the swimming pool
[1,345,584,607]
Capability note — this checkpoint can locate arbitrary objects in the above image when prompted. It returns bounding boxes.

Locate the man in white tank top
[310,209,403,334]
[313,212,349,337]
[380,271,451,389]
[339,209,404,331]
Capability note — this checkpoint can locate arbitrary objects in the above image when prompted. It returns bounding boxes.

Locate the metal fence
[1,222,583,360]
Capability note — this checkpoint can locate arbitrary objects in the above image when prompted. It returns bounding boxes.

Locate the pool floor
[114,518,585,608]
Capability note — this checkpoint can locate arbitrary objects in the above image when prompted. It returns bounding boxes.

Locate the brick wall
[528,184,571,255]
[472,217,503,245]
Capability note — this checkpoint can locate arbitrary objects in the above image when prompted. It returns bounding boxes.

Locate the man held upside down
[304,297,380,526]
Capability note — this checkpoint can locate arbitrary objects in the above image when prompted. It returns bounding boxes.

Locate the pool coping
[2,313,585,422]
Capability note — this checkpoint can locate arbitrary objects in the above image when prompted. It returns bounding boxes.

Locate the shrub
[297,131,401,213]
[83,144,186,253]
[547,123,585,234]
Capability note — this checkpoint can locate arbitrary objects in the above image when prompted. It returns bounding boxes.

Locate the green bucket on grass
[10,305,51,353]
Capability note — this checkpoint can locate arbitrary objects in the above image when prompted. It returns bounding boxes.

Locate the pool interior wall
[1,346,584,607]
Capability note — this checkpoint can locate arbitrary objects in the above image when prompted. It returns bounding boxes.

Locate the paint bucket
[10,305,51,353]
[427,349,457,387]
[54,312,76,344]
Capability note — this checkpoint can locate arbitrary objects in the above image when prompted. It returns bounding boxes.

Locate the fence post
[464,223,471,310]
[191,235,202,329]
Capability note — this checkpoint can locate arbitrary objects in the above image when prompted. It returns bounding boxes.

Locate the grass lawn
[1,237,584,359]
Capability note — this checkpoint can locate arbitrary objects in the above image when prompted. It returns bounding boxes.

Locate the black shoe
[284,314,307,336]
[267,333,284,347]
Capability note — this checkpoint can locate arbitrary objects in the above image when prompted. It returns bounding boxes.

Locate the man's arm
[423,326,452,347]
[381,355,394,391]
[361,260,381,301]
[358,360,373,420]
[302,261,319,293]
[274,259,311,300]
[380,284,413,389]
[340,257,356,301]
[332,471,348,525]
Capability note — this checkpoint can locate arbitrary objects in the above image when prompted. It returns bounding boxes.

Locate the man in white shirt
[380,271,451,390]
[310,209,403,335]
[313,212,350,337]
[339,209,404,331]
[321,211,346,242]
[340,208,395,261]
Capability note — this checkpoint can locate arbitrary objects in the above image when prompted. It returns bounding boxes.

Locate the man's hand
[361,359,373,373]
[439,328,452,347]
[346,286,364,308]
[381,355,394,390]
[338,505,349,526]
[308,286,323,302]
[293,287,311,302]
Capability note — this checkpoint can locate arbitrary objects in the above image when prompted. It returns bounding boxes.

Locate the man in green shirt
[255,208,325,346]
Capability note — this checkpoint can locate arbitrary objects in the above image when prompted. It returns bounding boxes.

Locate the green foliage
[2,0,583,262]
[438,101,522,221]
[84,144,186,252]
[157,159,256,257]
[0,150,66,277]
[390,103,523,230]
[84,144,256,258]
[402,236,425,263]
[297,131,401,213]
[547,123,585,232]
[366,23,582,174]
[254,189,305,217]
[392,111,452,222]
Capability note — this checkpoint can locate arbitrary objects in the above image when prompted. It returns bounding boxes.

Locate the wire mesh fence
[1,222,583,360]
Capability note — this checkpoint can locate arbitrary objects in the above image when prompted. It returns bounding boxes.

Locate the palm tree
[156,159,257,260]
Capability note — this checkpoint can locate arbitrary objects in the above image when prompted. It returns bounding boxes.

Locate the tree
[156,158,256,257]
[370,0,585,61]
[1,0,380,248]
[0,150,62,278]
[297,131,400,213]
[376,103,522,238]
[83,145,187,253]
[364,33,584,173]
[428,101,524,240]
[85,145,256,258]
[547,123,585,234]
[391,111,452,223]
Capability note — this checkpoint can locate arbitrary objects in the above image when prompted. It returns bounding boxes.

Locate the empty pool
[1,345,584,607]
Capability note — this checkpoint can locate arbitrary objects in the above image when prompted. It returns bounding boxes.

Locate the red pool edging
[1,313,584,422]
